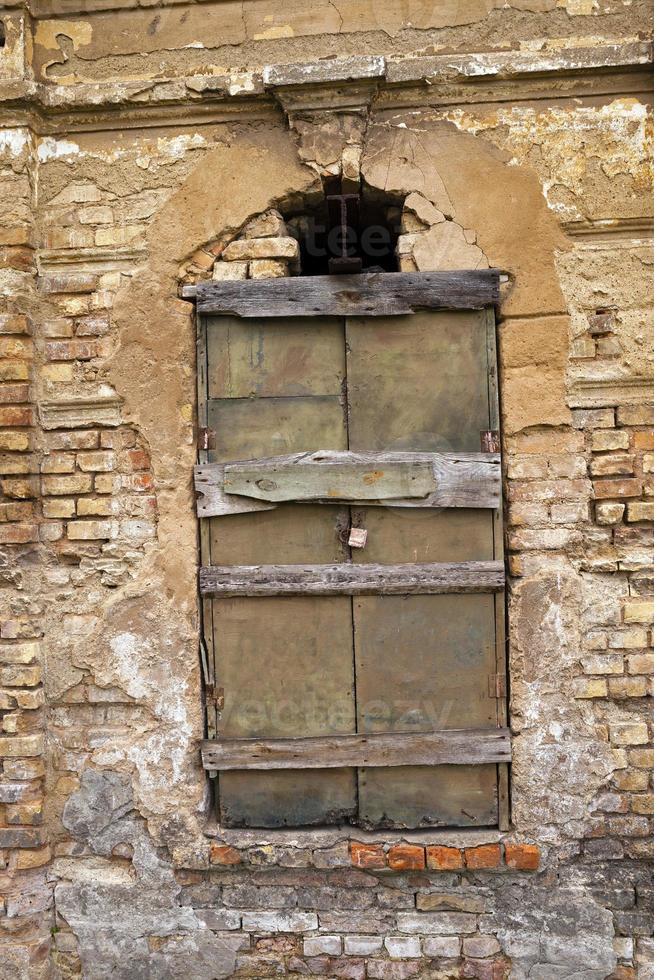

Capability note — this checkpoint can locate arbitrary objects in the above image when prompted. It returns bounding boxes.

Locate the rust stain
[363,470,384,485]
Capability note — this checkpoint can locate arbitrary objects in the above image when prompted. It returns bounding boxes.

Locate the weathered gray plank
[184,271,500,317]
[224,451,436,503]
[195,451,500,516]
[200,560,504,596]
[201,727,511,770]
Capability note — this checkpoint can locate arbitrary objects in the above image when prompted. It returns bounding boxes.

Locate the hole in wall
[0,22,6,48]
[285,179,404,276]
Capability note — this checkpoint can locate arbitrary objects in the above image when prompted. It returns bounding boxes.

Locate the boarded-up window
[193,272,509,830]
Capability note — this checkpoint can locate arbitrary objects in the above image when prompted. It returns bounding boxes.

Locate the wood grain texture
[195,451,500,516]
[200,561,505,596]
[201,728,511,770]
[187,271,500,317]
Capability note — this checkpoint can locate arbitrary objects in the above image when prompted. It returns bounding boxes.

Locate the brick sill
[204,823,502,849]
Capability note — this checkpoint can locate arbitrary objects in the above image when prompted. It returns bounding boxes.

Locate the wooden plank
[187,271,500,318]
[201,728,511,770]
[224,451,436,503]
[200,561,504,596]
[195,451,500,516]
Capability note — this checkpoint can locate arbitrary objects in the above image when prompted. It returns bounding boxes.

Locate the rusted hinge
[488,674,507,699]
[205,684,224,711]
[481,430,500,453]
[198,427,215,451]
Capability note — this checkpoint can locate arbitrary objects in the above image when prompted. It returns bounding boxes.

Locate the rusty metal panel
[346,309,501,829]
[207,316,344,399]
[353,593,498,828]
[215,596,356,828]
[206,314,356,827]
[208,395,347,463]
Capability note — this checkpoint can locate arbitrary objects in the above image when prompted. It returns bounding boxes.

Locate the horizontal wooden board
[184,271,500,317]
[195,451,500,516]
[199,560,505,596]
[202,727,511,770]
[225,451,435,502]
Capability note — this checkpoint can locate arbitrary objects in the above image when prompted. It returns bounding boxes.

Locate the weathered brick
[41,453,75,474]
[426,846,463,870]
[384,937,421,959]
[627,502,654,522]
[76,497,114,517]
[0,406,33,427]
[628,654,654,674]
[618,406,654,426]
[422,936,461,957]
[462,935,501,957]
[0,826,44,848]
[77,450,115,472]
[0,524,38,544]
[303,936,342,956]
[387,845,425,871]
[631,795,654,815]
[0,642,39,665]
[610,723,649,746]
[0,384,29,404]
[397,911,477,934]
[209,843,241,865]
[624,601,654,624]
[366,961,421,980]
[223,236,299,262]
[241,911,318,932]
[0,665,42,687]
[0,734,43,757]
[42,474,92,496]
[48,431,98,450]
[464,844,501,869]
[504,843,540,871]
[581,654,623,675]
[0,361,30,382]
[609,676,648,698]
[0,315,30,335]
[417,893,486,913]
[11,845,52,870]
[591,455,634,477]
[45,340,100,361]
[594,479,642,499]
[0,430,30,451]
[592,430,629,451]
[343,936,383,955]
[43,498,75,519]
[350,842,385,869]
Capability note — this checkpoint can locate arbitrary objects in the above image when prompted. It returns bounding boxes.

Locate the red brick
[209,843,241,866]
[593,479,642,499]
[425,845,463,870]
[387,845,425,871]
[350,842,386,869]
[0,246,34,272]
[45,340,99,362]
[125,448,150,471]
[0,524,38,544]
[123,473,154,492]
[464,844,501,869]
[0,385,29,404]
[0,407,32,427]
[504,843,540,871]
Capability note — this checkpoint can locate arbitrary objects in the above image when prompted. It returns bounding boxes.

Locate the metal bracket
[481,430,500,453]
[488,673,507,699]
[205,684,225,711]
[198,427,216,451]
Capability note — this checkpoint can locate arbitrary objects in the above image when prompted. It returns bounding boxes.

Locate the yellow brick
[11,845,51,870]
[41,363,74,384]
[0,431,30,451]
[624,601,654,624]
[0,361,29,381]
[573,677,607,699]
